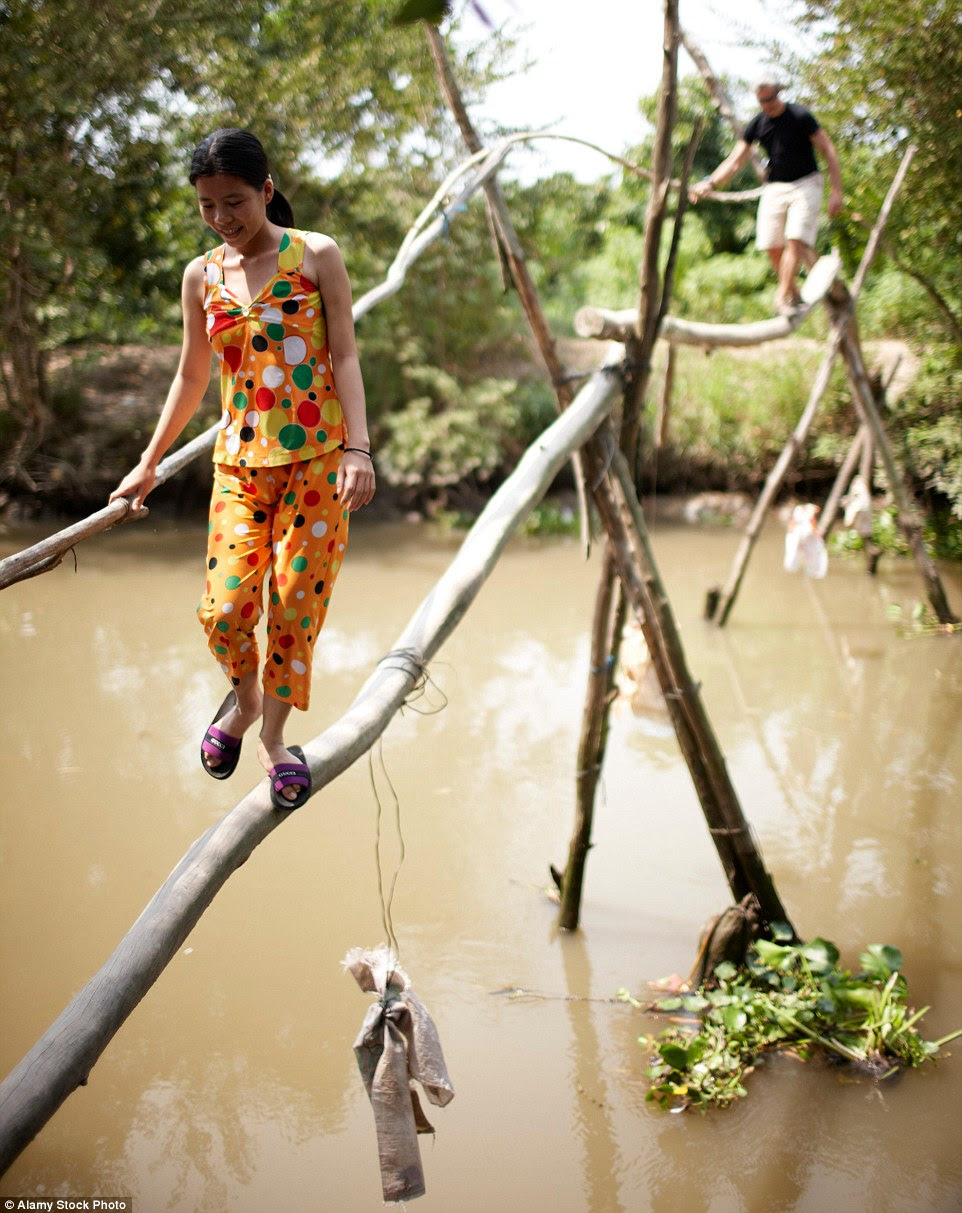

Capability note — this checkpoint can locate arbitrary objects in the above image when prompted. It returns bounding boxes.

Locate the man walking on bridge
[690,76,843,316]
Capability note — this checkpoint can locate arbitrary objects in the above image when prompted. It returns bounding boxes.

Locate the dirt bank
[3,334,918,524]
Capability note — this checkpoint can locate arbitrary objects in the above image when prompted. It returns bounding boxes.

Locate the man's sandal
[201,691,243,780]
[268,745,312,810]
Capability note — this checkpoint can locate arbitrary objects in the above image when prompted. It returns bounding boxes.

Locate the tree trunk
[0,243,51,489]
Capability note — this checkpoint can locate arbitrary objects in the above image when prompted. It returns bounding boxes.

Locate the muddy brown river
[1,514,960,1212]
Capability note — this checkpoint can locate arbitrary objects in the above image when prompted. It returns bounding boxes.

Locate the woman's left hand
[337,449,376,511]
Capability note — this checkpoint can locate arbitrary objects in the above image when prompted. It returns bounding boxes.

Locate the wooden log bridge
[0,369,621,1176]
[574,251,841,348]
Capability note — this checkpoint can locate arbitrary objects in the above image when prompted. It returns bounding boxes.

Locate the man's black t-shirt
[743,103,820,182]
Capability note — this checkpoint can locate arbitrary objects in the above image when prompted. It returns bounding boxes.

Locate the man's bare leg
[777,238,817,308]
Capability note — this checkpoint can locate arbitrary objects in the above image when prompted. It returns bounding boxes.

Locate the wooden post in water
[584,436,794,928]
[560,0,683,930]
[711,296,849,626]
[561,548,626,913]
[655,342,676,451]
[834,304,958,624]
[819,425,867,540]
[425,5,759,935]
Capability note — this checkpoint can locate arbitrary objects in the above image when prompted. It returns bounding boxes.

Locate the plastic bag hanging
[784,503,828,579]
[344,945,454,1203]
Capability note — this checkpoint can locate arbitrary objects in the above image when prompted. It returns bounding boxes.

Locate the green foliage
[392,0,451,25]
[519,500,579,537]
[379,363,521,498]
[857,268,937,339]
[885,600,962,637]
[672,251,774,324]
[636,75,757,256]
[506,173,611,333]
[897,346,962,521]
[664,343,840,486]
[828,505,910,559]
[631,937,959,1112]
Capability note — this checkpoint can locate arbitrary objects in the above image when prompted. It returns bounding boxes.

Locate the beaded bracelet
[344,447,374,459]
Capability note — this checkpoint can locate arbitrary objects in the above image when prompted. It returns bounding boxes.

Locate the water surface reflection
[1,518,960,1211]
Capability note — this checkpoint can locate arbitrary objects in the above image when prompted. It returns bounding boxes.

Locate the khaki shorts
[756,172,823,250]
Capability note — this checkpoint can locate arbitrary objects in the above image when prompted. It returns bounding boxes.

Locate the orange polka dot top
[203,229,346,468]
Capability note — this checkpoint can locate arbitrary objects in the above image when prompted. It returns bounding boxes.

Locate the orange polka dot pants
[197,450,348,711]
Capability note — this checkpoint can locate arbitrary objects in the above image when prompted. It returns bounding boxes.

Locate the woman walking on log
[110,128,375,808]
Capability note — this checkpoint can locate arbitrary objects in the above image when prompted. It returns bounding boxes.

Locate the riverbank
[2,335,918,526]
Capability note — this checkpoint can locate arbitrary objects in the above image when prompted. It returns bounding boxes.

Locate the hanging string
[367,650,450,960]
[369,734,404,962]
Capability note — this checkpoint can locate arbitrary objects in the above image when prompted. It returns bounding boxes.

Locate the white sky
[455,0,804,181]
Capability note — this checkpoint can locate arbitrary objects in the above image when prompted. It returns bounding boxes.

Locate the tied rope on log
[344,946,454,1203]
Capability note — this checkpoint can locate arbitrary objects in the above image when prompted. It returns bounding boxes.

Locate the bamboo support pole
[819,425,867,539]
[624,0,679,441]
[856,424,882,574]
[585,437,793,928]
[820,352,903,542]
[420,20,740,936]
[424,25,593,550]
[559,547,624,930]
[711,312,851,626]
[656,118,703,339]
[655,341,676,451]
[836,315,958,624]
[710,145,916,627]
[559,0,682,930]
[0,368,622,1176]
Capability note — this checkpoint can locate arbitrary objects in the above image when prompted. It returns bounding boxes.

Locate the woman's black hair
[188,128,295,228]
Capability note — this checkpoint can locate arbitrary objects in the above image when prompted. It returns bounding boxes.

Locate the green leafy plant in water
[627,933,961,1112]
[884,601,962,638]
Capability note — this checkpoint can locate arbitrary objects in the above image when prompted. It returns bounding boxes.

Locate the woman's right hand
[109,459,156,512]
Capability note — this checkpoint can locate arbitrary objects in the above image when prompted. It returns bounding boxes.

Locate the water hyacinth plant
[623,933,961,1112]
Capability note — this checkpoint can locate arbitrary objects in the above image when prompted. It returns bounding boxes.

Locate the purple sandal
[201,691,242,780]
[268,745,312,810]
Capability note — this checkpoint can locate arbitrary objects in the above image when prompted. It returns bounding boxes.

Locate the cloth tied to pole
[344,946,454,1203]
